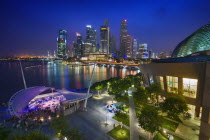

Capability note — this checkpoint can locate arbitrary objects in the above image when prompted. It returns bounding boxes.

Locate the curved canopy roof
[8,86,91,118]
[172,23,210,58]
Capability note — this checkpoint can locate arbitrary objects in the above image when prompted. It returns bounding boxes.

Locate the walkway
[129,96,139,140]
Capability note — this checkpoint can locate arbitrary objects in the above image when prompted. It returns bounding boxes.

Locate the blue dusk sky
[0,0,210,56]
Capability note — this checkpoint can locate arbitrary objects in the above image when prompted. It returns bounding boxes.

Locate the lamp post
[105,110,109,126]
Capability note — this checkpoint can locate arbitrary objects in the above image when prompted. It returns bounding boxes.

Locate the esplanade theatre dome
[172,23,210,58]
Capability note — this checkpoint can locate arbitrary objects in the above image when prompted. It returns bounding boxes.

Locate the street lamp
[105,110,109,126]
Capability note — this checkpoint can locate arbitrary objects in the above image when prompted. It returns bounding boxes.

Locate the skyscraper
[109,35,116,56]
[120,20,127,58]
[57,30,67,58]
[73,33,83,58]
[132,39,138,58]
[100,19,110,54]
[100,25,110,54]
[85,25,97,47]
[148,49,152,58]
[138,43,148,58]
[126,35,132,58]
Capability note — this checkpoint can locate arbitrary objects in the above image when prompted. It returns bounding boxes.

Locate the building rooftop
[152,55,210,63]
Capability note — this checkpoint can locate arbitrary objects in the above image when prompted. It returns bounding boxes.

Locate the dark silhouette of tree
[159,95,188,118]
[138,105,162,136]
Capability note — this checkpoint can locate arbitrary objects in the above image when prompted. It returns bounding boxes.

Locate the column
[178,77,183,94]
[163,76,167,92]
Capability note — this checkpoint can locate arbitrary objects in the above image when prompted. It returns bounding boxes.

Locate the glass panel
[183,78,198,98]
[156,76,164,90]
[167,76,178,93]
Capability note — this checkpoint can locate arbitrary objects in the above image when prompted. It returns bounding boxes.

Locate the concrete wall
[199,62,210,140]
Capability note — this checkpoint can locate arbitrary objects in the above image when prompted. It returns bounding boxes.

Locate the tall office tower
[120,20,127,58]
[57,30,67,58]
[138,43,148,58]
[85,25,97,47]
[132,39,138,58]
[109,35,116,56]
[77,33,83,57]
[72,41,76,57]
[126,35,132,58]
[151,52,156,59]
[100,24,110,54]
[148,49,152,58]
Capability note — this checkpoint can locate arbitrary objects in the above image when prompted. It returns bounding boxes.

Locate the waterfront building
[140,24,210,139]
[100,20,110,54]
[132,39,138,58]
[139,57,210,140]
[8,87,92,118]
[109,35,116,56]
[172,23,210,58]
[138,43,148,58]
[120,19,127,58]
[126,35,132,58]
[73,33,83,58]
[148,49,152,58]
[85,25,97,47]
[159,51,167,59]
[83,43,93,55]
[57,30,68,58]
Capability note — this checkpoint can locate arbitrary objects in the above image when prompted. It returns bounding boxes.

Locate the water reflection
[0,62,138,102]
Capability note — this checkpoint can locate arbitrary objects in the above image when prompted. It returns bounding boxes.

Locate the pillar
[163,76,167,92]
[178,77,183,94]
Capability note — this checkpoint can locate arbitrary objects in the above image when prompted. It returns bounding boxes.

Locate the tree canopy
[159,95,188,117]
[138,105,162,134]
[133,87,148,106]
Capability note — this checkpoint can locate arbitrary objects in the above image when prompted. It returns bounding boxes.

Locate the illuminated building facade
[120,20,127,58]
[85,25,97,47]
[139,59,210,140]
[57,30,68,58]
[126,35,132,58]
[109,35,116,56]
[138,43,148,58]
[100,25,110,54]
[73,33,83,58]
[172,23,210,58]
[132,39,138,58]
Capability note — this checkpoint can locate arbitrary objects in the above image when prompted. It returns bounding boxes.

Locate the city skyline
[1,0,210,56]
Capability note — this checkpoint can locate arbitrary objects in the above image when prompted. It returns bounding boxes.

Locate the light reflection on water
[0,62,138,103]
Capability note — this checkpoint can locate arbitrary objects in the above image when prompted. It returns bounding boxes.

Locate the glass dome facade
[172,24,210,58]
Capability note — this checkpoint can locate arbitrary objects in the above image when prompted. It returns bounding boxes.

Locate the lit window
[167,76,178,93]
[156,76,164,90]
[183,78,198,98]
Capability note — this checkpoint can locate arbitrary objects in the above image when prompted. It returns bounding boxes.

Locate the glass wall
[149,75,154,84]
[183,78,198,98]
[167,76,178,93]
[156,76,164,90]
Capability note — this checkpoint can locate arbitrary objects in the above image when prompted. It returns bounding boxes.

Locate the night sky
[0,0,210,57]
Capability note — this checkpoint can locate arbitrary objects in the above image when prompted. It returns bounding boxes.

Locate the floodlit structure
[139,24,210,140]
[172,23,210,58]
[139,57,210,140]
[120,19,127,58]
[8,86,92,118]
[57,30,68,58]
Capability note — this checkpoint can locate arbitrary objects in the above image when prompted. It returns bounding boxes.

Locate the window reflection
[183,78,197,98]
[156,76,164,90]
[167,76,178,93]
